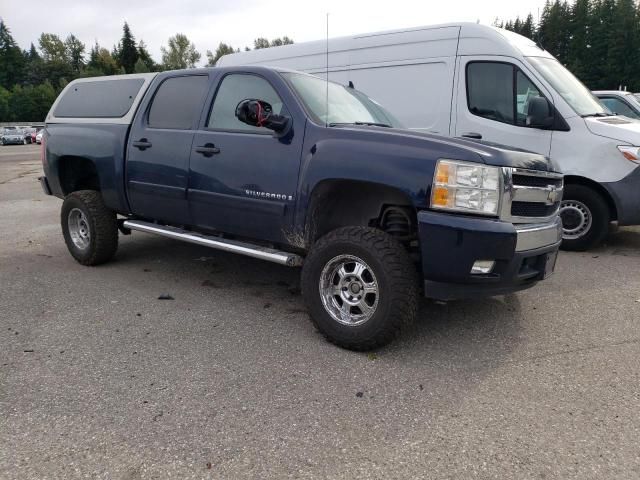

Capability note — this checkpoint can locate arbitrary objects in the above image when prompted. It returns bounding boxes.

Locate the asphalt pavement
[1,145,639,479]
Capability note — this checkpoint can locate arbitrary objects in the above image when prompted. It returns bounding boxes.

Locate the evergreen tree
[137,40,156,71]
[0,21,25,90]
[133,58,150,73]
[119,22,138,73]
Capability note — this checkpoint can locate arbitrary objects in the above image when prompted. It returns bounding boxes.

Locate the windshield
[527,57,608,117]
[282,72,403,128]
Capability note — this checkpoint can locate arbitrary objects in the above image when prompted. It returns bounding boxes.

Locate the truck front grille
[511,201,560,218]
[500,168,564,224]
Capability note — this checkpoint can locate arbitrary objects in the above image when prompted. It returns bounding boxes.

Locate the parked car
[35,130,44,144]
[218,23,640,251]
[22,128,37,144]
[39,68,562,350]
[593,91,640,119]
[1,128,25,145]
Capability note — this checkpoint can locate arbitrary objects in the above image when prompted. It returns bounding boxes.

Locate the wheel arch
[563,175,618,221]
[304,179,417,247]
[58,156,101,196]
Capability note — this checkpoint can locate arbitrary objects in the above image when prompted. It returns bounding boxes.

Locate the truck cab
[40,66,562,350]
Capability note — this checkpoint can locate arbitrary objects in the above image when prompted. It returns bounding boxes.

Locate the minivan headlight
[618,145,640,163]
[431,159,501,215]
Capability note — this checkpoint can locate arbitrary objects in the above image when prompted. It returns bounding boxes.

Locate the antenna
[325,12,329,128]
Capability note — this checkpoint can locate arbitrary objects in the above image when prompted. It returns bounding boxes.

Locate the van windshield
[281,72,403,128]
[527,57,608,117]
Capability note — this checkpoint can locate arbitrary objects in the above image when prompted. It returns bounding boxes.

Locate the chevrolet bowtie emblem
[546,186,560,205]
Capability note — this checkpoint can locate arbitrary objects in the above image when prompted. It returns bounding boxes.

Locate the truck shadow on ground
[115,234,525,367]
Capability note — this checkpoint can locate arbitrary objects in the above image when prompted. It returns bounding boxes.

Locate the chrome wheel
[560,200,592,240]
[68,208,91,250]
[319,254,379,326]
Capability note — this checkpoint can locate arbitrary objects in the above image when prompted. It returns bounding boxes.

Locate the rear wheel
[61,190,118,265]
[301,226,418,350]
[559,184,609,251]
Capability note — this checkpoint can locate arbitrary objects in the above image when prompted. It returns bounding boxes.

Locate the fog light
[471,260,495,274]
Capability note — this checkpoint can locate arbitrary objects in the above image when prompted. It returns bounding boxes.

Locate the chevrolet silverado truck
[39,67,563,350]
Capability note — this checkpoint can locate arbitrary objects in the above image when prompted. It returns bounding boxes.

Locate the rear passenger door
[187,72,304,244]
[454,58,553,156]
[126,74,210,224]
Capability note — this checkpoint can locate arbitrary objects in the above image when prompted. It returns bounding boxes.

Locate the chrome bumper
[515,217,563,252]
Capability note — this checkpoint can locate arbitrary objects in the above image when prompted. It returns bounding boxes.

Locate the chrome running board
[122,220,304,267]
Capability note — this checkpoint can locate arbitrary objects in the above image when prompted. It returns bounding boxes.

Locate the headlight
[618,146,640,163]
[430,159,501,215]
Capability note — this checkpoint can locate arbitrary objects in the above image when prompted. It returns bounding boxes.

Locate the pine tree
[136,40,156,71]
[65,34,85,73]
[119,22,138,74]
[0,21,26,89]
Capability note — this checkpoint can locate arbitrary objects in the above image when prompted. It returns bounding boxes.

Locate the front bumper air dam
[602,166,640,226]
[418,210,562,301]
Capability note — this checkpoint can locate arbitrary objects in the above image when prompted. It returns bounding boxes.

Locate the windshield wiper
[329,121,392,128]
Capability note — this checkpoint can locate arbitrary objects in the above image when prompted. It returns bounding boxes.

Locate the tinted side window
[467,63,515,124]
[208,74,286,132]
[516,70,545,126]
[599,97,639,119]
[148,75,209,129]
[54,79,144,118]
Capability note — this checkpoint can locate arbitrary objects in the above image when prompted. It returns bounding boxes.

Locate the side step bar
[122,220,304,267]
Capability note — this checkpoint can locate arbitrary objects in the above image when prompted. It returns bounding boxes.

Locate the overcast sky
[1,0,548,64]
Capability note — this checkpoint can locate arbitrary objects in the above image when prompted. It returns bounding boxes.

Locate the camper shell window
[53,79,145,118]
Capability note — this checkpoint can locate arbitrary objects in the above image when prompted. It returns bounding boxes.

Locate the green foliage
[206,43,238,66]
[0,17,295,120]
[118,23,138,74]
[0,21,25,90]
[254,37,294,49]
[501,0,640,91]
[161,33,201,69]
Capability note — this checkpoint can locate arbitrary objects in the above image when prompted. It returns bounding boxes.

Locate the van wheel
[559,184,609,251]
[61,190,118,265]
[301,226,418,351]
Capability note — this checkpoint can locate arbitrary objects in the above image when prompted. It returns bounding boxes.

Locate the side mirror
[235,99,290,133]
[526,97,554,129]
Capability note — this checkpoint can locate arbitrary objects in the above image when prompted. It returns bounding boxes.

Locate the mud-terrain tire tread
[301,226,418,351]
[61,190,118,266]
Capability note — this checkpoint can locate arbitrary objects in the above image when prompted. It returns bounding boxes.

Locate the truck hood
[584,115,640,144]
[345,126,557,172]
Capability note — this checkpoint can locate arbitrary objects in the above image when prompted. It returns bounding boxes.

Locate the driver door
[454,57,553,157]
[188,73,304,244]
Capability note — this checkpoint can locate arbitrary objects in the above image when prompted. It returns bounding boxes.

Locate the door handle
[461,132,482,140]
[132,138,152,150]
[195,143,221,157]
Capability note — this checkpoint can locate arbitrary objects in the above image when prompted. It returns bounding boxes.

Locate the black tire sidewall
[61,195,100,264]
[561,184,609,251]
[302,228,417,349]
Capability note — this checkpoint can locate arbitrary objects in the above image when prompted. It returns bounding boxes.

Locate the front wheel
[61,190,119,265]
[301,226,418,350]
[559,184,609,251]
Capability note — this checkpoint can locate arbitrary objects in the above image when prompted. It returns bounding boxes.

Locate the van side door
[187,72,304,244]
[453,57,554,156]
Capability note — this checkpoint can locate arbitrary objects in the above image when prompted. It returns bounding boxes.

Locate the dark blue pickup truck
[40,66,563,350]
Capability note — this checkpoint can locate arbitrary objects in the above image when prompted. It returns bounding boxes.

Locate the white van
[218,23,640,250]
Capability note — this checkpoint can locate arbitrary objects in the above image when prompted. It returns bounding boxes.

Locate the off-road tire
[61,190,118,265]
[301,226,419,350]
[560,184,609,251]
